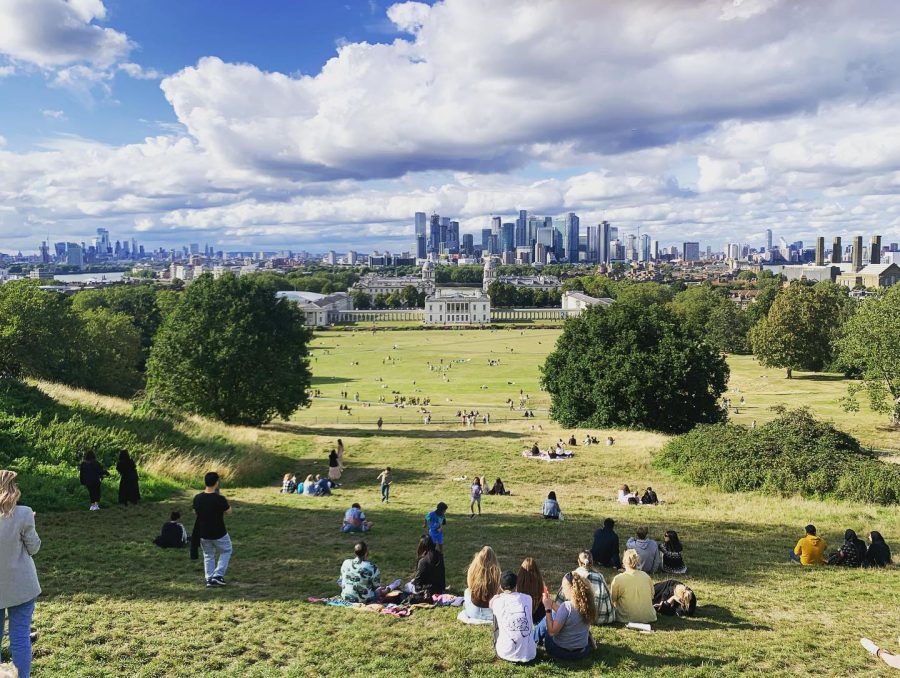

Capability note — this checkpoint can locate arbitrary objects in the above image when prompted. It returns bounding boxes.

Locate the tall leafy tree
[749,281,849,378]
[76,308,144,397]
[541,301,728,433]
[837,285,900,425]
[146,273,312,425]
[671,284,749,353]
[0,281,82,382]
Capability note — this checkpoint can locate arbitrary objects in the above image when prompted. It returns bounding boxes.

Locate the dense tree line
[0,276,313,426]
[486,281,562,308]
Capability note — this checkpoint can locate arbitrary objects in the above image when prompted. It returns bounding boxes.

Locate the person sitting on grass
[861,638,900,670]
[461,546,501,623]
[791,524,827,565]
[342,503,372,533]
[515,558,546,625]
[659,530,687,574]
[411,535,446,600]
[490,570,537,664]
[567,434,577,446]
[340,541,381,603]
[542,491,562,520]
[533,573,596,661]
[641,487,659,505]
[555,551,615,625]
[864,531,892,568]
[424,502,448,552]
[488,478,510,495]
[610,549,657,624]
[617,484,634,505]
[626,526,661,574]
[153,511,188,548]
[828,529,867,567]
[530,443,540,456]
[653,580,696,617]
[301,474,315,495]
[315,475,334,495]
[590,518,623,570]
[281,474,297,494]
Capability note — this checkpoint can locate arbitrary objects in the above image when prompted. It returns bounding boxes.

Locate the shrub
[655,407,900,505]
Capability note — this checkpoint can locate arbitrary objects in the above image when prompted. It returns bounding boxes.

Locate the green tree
[0,281,82,382]
[401,285,421,308]
[351,290,372,310]
[145,273,312,425]
[749,281,847,378]
[541,302,728,433]
[837,285,900,425]
[76,308,144,397]
[72,284,163,367]
[671,284,749,353]
[744,274,782,327]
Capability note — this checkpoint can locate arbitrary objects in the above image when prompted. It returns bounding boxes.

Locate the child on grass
[377,467,392,503]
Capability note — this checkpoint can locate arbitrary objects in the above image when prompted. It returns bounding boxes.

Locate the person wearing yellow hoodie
[791,524,827,565]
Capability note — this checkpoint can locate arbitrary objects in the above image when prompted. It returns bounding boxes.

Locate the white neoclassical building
[352,260,436,296]
[561,291,614,314]
[424,288,491,324]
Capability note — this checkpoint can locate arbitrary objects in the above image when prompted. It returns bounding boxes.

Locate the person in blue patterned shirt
[339,542,381,603]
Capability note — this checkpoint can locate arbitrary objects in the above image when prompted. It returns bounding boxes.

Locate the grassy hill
[6,328,899,676]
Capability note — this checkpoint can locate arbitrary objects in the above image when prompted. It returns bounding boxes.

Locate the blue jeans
[200,534,232,579]
[381,484,390,501]
[1,598,36,678]
[533,617,591,660]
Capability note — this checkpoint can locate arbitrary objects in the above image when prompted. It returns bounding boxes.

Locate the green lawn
[11,329,900,676]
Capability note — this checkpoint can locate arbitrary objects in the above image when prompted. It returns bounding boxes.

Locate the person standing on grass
[0,470,41,678]
[376,467,392,503]
[425,502,448,552]
[376,417,383,431]
[336,439,345,471]
[79,451,107,511]
[791,524,827,565]
[328,449,341,483]
[115,450,140,506]
[192,472,232,588]
[470,478,482,518]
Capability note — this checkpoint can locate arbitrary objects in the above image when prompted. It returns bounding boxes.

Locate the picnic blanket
[521,450,575,461]
[307,597,413,617]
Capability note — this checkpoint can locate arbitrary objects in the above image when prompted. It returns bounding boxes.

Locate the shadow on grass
[33,497,846,610]
[789,374,847,382]
[266,422,525,440]
[310,376,358,385]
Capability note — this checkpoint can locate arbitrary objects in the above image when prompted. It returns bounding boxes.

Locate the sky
[2,0,900,254]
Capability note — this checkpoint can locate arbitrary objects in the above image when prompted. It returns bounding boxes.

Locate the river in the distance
[53,272,126,283]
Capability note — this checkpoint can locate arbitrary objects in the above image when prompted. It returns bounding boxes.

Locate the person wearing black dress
[79,451,108,511]
[864,531,892,568]
[116,450,140,505]
[653,579,696,617]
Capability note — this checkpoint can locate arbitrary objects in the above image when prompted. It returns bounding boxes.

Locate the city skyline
[3,1,900,252]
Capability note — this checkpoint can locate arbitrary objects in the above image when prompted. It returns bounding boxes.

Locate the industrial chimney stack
[831,236,842,264]
[815,237,824,266]
[852,235,863,271]
[871,235,882,265]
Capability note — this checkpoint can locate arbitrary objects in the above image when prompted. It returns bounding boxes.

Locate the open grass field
[9,328,900,677]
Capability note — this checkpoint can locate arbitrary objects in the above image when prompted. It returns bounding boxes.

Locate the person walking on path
[377,467,392,503]
[0,470,41,678]
[115,450,140,506]
[192,472,233,588]
[376,417,383,432]
[79,451,107,511]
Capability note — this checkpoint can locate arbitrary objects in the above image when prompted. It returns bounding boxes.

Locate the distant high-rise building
[852,235,864,271]
[625,234,637,261]
[39,241,49,264]
[500,223,515,253]
[429,213,440,252]
[564,213,580,262]
[651,239,659,262]
[448,221,460,250]
[871,235,882,264]
[416,235,426,259]
[766,229,773,250]
[640,234,651,262]
[815,237,825,266]
[516,210,528,243]
[189,243,200,255]
[683,242,700,262]
[481,228,492,253]
[514,222,526,247]
[461,233,474,255]
[599,221,611,264]
[415,212,427,240]
[585,226,597,263]
[491,216,502,235]
[66,243,84,268]
[326,251,337,265]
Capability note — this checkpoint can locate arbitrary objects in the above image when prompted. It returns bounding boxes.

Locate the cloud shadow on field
[265,422,525,440]
[310,376,357,385]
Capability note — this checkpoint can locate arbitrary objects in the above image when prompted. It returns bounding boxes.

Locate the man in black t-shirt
[192,472,232,588]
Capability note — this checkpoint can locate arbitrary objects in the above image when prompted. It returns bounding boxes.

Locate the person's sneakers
[206,578,215,588]
[89,505,100,511]
[211,575,227,586]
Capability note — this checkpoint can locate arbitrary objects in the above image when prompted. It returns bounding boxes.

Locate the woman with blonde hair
[533,572,595,660]
[610,549,656,624]
[0,470,41,678]
[302,475,316,495]
[653,579,696,617]
[459,546,501,624]
[515,557,546,624]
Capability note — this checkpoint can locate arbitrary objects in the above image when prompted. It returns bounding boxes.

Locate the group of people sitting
[590,519,687,575]
[281,474,338,496]
[791,524,892,567]
[617,484,659,505]
[524,442,575,460]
